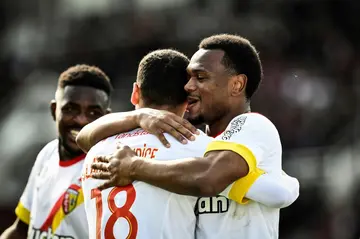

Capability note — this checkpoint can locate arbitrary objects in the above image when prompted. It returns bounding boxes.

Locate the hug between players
[1,34,299,239]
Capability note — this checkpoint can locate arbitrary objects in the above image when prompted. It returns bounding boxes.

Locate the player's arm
[220,172,300,208]
[76,108,198,152]
[94,115,258,196]
[96,146,299,207]
[77,111,138,152]
[209,114,300,208]
[129,148,250,197]
[94,114,299,206]
[128,114,270,197]
[130,144,299,208]
[130,149,299,208]
[1,146,47,238]
[0,218,28,239]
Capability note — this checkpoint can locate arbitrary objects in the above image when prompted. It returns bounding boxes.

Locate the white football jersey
[197,113,283,239]
[81,128,212,239]
[15,139,89,239]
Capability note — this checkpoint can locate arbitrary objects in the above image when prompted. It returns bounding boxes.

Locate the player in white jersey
[83,130,211,239]
[80,49,298,239]
[0,65,113,239]
[77,34,299,239]
[196,113,283,238]
[81,49,208,239]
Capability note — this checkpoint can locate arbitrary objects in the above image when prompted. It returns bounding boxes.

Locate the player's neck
[206,104,251,137]
[140,104,186,117]
[59,144,83,161]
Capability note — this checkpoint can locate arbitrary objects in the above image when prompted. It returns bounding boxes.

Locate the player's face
[51,85,110,156]
[185,49,231,125]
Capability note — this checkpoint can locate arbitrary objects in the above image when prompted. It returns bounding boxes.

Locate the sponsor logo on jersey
[222,116,247,140]
[195,196,230,215]
[28,227,74,239]
[115,128,150,139]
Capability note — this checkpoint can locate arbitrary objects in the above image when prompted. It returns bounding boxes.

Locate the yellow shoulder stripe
[15,202,30,225]
[205,140,264,204]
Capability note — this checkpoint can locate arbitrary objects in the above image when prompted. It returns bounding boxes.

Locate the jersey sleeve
[204,113,282,204]
[220,171,300,208]
[15,148,46,224]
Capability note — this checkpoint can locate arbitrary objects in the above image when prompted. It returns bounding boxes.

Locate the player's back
[82,128,211,239]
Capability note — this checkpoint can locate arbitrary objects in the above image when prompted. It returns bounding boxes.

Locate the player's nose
[73,113,90,127]
[185,77,197,92]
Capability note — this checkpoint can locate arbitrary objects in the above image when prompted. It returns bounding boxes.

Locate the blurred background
[0,0,359,238]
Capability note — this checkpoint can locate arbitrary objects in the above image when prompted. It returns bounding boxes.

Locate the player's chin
[65,140,83,155]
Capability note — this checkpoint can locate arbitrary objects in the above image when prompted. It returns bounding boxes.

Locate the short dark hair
[136,49,189,107]
[57,64,113,96]
[199,34,263,99]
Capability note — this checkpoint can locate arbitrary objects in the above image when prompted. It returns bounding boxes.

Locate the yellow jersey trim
[205,141,264,204]
[52,188,84,232]
[15,202,30,225]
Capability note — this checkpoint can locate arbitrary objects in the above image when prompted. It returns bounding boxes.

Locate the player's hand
[91,144,137,190]
[136,108,199,147]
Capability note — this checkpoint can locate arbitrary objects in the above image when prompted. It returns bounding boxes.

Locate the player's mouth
[186,96,200,113]
[68,129,80,142]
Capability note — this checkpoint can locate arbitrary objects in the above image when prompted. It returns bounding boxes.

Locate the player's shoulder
[165,129,210,145]
[164,129,211,156]
[35,139,58,165]
[233,112,277,131]
[113,128,154,143]
[232,112,272,125]
[191,130,211,144]
[38,139,58,157]
[222,112,279,142]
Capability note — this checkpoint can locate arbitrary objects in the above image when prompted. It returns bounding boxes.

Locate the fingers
[154,130,170,148]
[156,122,187,146]
[92,172,111,180]
[91,162,109,171]
[174,117,199,135]
[97,180,115,191]
[116,143,131,151]
[167,118,197,142]
[95,156,110,163]
[137,109,198,146]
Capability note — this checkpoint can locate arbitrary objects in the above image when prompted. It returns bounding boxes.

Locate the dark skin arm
[0,218,28,239]
[76,108,198,153]
[92,145,249,196]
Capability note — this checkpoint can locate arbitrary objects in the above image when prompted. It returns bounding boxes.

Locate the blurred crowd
[0,0,359,238]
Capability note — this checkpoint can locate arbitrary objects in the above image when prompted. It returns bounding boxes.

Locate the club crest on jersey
[222,116,247,140]
[63,188,79,214]
[62,180,81,215]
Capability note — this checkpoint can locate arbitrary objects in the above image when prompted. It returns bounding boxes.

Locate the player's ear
[50,100,56,121]
[130,82,140,106]
[229,74,247,97]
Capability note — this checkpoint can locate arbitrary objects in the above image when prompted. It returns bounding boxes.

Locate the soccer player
[77,34,299,238]
[0,65,113,239]
[82,49,212,239]
[80,49,298,239]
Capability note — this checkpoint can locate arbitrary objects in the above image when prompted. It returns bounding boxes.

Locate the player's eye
[62,106,74,113]
[88,110,103,118]
[196,74,207,81]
